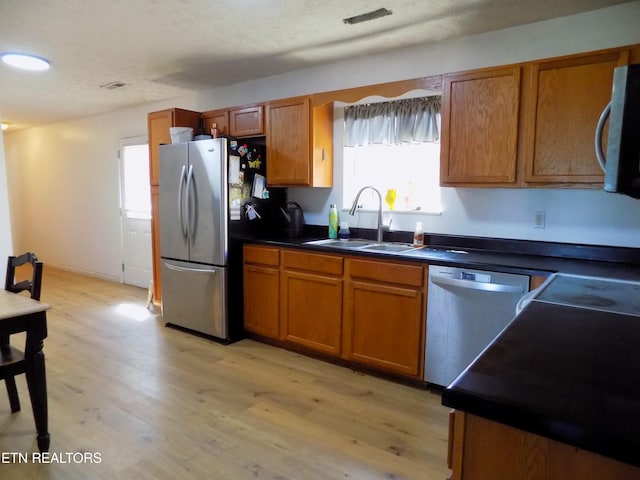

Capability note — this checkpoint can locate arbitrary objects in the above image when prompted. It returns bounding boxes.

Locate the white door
[120,138,153,288]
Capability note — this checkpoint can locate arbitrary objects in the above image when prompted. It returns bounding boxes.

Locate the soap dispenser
[413,221,424,247]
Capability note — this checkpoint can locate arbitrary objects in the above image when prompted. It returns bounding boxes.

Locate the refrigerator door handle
[164,262,217,274]
[178,165,188,239]
[185,164,195,244]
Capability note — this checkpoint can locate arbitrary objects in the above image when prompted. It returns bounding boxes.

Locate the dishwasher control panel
[460,271,491,283]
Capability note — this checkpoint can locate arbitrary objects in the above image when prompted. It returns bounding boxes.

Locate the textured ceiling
[0,0,631,130]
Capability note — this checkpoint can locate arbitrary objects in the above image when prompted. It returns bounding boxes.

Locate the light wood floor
[1,267,449,479]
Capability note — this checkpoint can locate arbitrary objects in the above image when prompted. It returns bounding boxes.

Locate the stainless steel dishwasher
[424,265,529,387]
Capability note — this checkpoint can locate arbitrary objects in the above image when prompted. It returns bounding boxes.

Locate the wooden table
[0,289,51,452]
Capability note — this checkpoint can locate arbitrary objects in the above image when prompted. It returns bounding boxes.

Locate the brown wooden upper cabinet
[202,109,229,137]
[440,45,635,188]
[202,105,263,138]
[522,49,629,184]
[229,105,264,137]
[266,96,333,187]
[440,66,521,186]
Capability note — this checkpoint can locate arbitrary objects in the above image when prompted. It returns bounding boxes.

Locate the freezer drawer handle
[165,263,217,274]
[431,274,525,294]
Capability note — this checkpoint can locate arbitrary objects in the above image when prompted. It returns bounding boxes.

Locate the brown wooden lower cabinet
[448,410,640,480]
[243,245,281,338]
[343,258,426,377]
[242,245,427,378]
[243,264,280,338]
[281,249,343,355]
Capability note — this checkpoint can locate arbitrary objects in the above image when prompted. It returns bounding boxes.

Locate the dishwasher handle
[431,274,525,294]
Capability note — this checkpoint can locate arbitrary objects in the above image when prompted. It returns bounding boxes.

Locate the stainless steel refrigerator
[159,139,229,339]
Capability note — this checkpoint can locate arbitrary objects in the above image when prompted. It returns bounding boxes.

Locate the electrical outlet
[534,210,546,229]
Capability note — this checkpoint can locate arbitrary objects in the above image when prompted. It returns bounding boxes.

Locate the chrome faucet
[349,186,385,242]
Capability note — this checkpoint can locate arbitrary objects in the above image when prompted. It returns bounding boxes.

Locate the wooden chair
[1,252,43,412]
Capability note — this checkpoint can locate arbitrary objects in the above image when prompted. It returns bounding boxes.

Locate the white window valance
[344,96,441,147]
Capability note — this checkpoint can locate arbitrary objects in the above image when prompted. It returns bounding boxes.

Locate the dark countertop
[233,225,640,280]
[441,300,640,468]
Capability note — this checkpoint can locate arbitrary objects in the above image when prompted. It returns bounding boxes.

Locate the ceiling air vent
[343,8,393,25]
[100,81,126,90]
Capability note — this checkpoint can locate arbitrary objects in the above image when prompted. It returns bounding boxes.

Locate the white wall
[4,2,640,279]
[2,98,201,280]
[0,115,14,261]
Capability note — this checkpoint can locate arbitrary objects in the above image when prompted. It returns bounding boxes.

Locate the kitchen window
[342,96,442,213]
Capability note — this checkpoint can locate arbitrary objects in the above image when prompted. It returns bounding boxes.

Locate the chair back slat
[4,253,43,301]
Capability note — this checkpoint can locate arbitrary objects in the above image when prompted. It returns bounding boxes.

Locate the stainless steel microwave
[595,64,640,199]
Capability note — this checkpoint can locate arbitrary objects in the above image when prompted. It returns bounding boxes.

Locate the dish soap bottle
[413,221,424,247]
[328,204,338,239]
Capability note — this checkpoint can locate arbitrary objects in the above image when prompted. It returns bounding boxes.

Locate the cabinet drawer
[244,245,280,267]
[282,249,343,275]
[347,258,423,287]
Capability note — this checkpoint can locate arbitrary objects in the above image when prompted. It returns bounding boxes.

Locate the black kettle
[281,201,305,237]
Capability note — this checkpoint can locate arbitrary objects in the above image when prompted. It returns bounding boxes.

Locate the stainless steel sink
[302,238,471,256]
[303,238,372,248]
[303,238,420,254]
[360,243,418,253]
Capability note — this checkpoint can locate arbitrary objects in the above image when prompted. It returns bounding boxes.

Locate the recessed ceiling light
[1,53,50,71]
[1,122,9,131]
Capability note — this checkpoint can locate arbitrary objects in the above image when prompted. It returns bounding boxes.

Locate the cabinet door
[202,109,229,137]
[148,111,173,186]
[440,66,521,185]
[243,265,280,338]
[523,50,629,183]
[266,97,312,185]
[310,101,334,188]
[344,279,424,376]
[230,105,264,137]
[281,270,343,355]
[454,413,640,479]
[150,186,162,303]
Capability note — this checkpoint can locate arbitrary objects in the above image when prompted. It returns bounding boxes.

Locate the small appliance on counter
[281,201,305,237]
